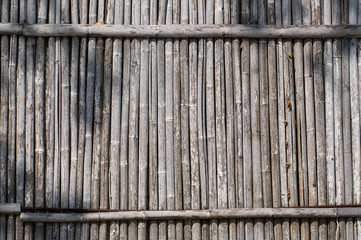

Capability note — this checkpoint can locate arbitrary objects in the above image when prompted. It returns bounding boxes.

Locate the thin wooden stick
[68,0,80,239]
[7,0,19,238]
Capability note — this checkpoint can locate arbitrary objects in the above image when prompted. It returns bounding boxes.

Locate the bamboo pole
[24,0,37,238]
[108,0,122,234]
[333,0,345,236]
[5,23,361,38]
[81,0,97,238]
[357,1,361,236]
[19,207,361,222]
[75,1,88,238]
[119,0,131,238]
[7,0,19,238]
[128,0,141,237]
[205,0,218,238]
[0,204,21,214]
[148,0,159,238]
[15,2,26,239]
[165,0,176,238]
[68,0,80,239]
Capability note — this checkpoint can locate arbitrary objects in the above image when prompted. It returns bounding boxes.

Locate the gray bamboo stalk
[108,3,122,238]
[205,0,218,238]
[24,0,36,238]
[68,0,80,239]
[165,0,176,238]
[349,0,361,237]
[128,0,141,238]
[172,0,183,235]
[7,0,19,238]
[119,0,131,238]
[138,0,150,239]
[81,0,97,237]
[15,2,26,239]
[357,0,361,236]
[0,9,10,240]
[59,0,71,238]
[75,1,88,238]
[148,0,159,238]
[45,0,56,237]
[180,0,191,238]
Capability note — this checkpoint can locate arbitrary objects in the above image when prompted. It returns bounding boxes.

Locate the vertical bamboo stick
[157,1,168,239]
[68,0,80,239]
[24,0,36,238]
[241,0,254,238]
[357,2,361,237]
[128,0,141,237]
[108,0,122,237]
[59,0,71,238]
[138,0,150,238]
[0,0,10,236]
[90,3,104,237]
[172,0,183,238]
[267,1,282,239]
[7,0,19,238]
[188,0,201,238]
[205,0,217,238]
[333,0,345,237]
[180,0,191,238]
[16,2,26,239]
[165,0,176,238]
[349,0,361,238]
[75,1,88,238]
[82,0,97,237]
[45,0,56,238]
[120,0,131,238]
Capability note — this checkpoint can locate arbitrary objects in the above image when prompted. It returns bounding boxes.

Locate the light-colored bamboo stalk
[20,207,361,223]
[15,2,26,239]
[0,204,21,214]
[119,0,131,238]
[128,0,141,238]
[107,0,121,236]
[24,0,37,238]
[165,0,176,238]
[7,0,19,238]
[81,1,97,237]
[68,0,80,239]
[357,1,361,237]
[205,0,218,238]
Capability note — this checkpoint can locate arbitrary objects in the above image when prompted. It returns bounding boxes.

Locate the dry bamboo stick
[7,0,19,238]
[75,0,88,237]
[0,0,9,238]
[20,207,361,222]
[119,0,131,238]
[157,1,168,239]
[205,0,218,238]
[148,0,159,238]
[68,0,80,239]
[188,0,201,239]
[172,1,183,238]
[108,0,122,237]
[15,3,26,239]
[349,1,361,238]
[137,0,150,239]
[24,0,37,238]
[128,0,141,238]
[59,0,71,238]
[165,0,176,238]
[81,0,97,237]
[357,1,361,237]
[0,204,21,214]
[5,23,361,38]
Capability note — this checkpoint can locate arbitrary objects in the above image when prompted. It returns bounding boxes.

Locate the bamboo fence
[1,0,361,239]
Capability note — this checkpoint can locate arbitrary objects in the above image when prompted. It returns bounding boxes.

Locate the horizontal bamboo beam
[20,207,361,222]
[0,204,21,214]
[0,23,361,38]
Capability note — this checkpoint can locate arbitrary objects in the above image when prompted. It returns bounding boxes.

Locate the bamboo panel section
[1,0,361,239]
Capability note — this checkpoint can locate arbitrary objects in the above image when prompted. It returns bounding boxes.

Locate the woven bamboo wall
[1,0,361,239]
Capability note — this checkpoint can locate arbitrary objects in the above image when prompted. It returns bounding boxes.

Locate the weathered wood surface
[3,23,361,38]
[1,0,361,239]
